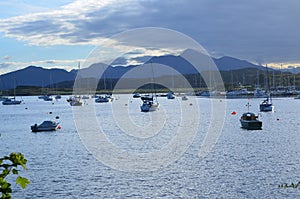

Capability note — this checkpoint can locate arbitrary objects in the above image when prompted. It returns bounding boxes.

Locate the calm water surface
[0,95,299,198]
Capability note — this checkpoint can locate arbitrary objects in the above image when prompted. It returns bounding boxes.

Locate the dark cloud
[1,0,300,63]
[8,20,60,35]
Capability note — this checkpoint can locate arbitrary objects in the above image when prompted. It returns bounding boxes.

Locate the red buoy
[231,111,236,115]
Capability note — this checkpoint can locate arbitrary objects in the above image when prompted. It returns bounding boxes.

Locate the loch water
[0,95,299,198]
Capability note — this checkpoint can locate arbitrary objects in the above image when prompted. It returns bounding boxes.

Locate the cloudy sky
[0,0,299,74]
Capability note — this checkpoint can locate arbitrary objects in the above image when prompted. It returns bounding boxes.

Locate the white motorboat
[2,97,22,105]
[31,121,60,132]
[67,96,83,106]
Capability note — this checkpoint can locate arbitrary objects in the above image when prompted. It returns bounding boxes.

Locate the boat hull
[259,104,274,112]
[31,121,59,132]
[140,102,159,112]
[70,101,83,106]
[2,100,22,105]
[240,119,262,130]
[31,126,58,132]
[95,98,109,103]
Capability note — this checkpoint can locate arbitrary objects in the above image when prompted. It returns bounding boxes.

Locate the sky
[0,0,300,74]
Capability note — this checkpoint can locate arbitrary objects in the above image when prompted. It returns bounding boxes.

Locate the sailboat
[140,95,159,112]
[2,76,22,105]
[166,91,175,99]
[259,64,274,112]
[68,96,83,106]
[140,62,159,112]
[95,66,111,103]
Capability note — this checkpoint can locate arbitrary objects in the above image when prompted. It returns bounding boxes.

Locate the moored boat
[133,93,141,98]
[140,99,159,112]
[259,64,274,112]
[167,91,175,99]
[68,96,83,106]
[31,121,60,132]
[240,112,262,130]
[55,95,62,100]
[43,95,53,101]
[181,95,188,101]
[95,95,110,103]
[2,97,22,105]
[70,100,83,106]
[0,96,8,101]
[259,97,274,112]
[141,94,153,101]
[295,95,300,99]
[240,101,262,130]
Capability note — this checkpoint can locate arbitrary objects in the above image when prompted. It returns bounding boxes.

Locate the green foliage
[0,152,30,199]
[278,181,300,188]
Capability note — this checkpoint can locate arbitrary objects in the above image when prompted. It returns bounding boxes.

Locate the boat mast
[150,61,157,101]
[256,70,260,88]
[265,64,272,102]
[14,75,16,98]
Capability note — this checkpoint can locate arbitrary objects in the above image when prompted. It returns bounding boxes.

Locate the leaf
[15,176,30,189]
[12,169,18,175]
[1,169,10,178]
[1,181,11,190]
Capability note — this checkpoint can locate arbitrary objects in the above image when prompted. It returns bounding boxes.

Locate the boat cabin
[241,112,258,121]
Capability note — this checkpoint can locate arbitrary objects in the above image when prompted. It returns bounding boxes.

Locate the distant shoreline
[1,86,299,98]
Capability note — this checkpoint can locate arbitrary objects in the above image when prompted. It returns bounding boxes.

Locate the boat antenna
[246,100,251,112]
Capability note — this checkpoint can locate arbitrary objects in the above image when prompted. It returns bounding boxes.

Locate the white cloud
[2,55,11,60]
[0,0,140,46]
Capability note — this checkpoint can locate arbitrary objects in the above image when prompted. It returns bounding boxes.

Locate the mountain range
[0,54,295,90]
